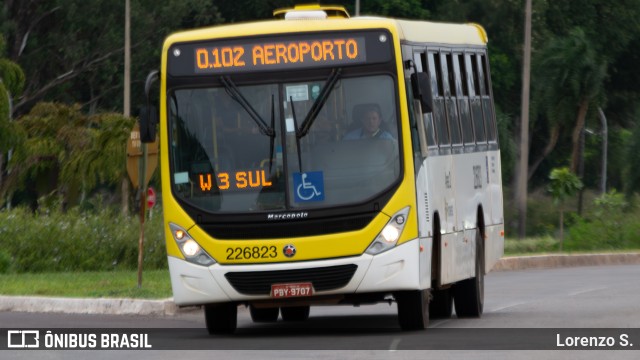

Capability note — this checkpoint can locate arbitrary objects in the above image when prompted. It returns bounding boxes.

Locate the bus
[142,4,504,334]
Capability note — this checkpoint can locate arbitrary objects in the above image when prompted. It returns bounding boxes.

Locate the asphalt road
[1,264,639,359]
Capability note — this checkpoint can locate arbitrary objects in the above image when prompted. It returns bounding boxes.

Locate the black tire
[249,305,279,322]
[204,302,237,335]
[429,287,453,319]
[453,228,484,317]
[280,306,310,322]
[396,289,430,330]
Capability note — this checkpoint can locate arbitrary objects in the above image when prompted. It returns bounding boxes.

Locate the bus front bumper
[168,238,426,306]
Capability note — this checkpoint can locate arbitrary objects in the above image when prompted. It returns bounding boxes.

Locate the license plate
[270,283,314,298]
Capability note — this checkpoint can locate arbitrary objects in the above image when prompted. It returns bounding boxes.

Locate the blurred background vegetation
[1,0,640,273]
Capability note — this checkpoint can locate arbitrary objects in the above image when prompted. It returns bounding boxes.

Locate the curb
[492,252,640,271]
[1,253,639,316]
[0,296,180,317]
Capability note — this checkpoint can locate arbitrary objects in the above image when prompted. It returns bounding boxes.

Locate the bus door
[425,50,458,284]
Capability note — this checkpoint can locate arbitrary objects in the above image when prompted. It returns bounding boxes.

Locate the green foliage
[62,113,134,189]
[0,58,25,96]
[0,250,10,273]
[2,1,640,227]
[593,190,627,215]
[544,1,640,59]
[0,206,166,273]
[548,167,583,205]
[504,189,640,252]
[489,51,517,104]
[623,119,640,197]
[533,28,606,129]
[505,186,596,238]
[504,236,559,255]
[358,0,430,19]
[526,196,566,236]
[4,103,86,202]
[5,0,225,115]
[0,35,26,153]
[496,108,516,181]
[4,102,135,209]
[565,192,640,251]
[0,83,24,153]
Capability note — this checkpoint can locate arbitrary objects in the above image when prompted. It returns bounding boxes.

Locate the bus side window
[442,52,461,147]
[430,51,450,148]
[454,53,474,146]
[417,52,437,149]
[479,54,497,142]
[469,53,487,144]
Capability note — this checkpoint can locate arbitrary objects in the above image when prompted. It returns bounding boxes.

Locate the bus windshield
[168,74,400,213]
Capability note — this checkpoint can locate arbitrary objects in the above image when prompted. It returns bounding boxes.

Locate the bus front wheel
[396,289,430,330]
[204,302,237,334]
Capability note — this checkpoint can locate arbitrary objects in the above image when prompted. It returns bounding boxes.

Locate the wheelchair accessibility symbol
[293,171,324,202]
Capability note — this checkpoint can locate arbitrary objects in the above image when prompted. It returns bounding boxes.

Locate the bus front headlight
[365,207,410,255]
[169,223,216,266]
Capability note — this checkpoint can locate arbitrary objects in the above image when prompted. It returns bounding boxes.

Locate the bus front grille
[224,264,358,295]
[199,214,374,240]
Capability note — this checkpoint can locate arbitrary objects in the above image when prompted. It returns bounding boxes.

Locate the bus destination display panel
[167,30,393,76]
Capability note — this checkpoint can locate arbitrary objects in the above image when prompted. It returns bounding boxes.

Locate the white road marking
[388,338,402,351]
[567,287,608,296]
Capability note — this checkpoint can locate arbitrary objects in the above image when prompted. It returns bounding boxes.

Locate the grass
[504,236,640,256]
[504,236,560,256]
[0,269,172,299]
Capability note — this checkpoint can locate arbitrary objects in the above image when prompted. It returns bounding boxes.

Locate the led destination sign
[198,170,272,192]
[167,31,393,76]
[195,37,365,73]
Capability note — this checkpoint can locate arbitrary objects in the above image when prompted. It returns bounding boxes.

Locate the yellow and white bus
[143,4,504,334]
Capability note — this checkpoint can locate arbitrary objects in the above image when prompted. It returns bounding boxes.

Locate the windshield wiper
[289,95,303,173]
[268,94,275,173]
[289,68,342,172]
[296,68,342,139]
[220,76,275,137]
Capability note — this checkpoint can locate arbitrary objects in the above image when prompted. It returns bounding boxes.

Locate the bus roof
[393,18,487,45]
[163,16,488,50]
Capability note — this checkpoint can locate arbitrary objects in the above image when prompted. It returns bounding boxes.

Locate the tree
[530,28,606,177]
[353,0,429,19]
[0,34,25,204]
[526,1,640,187]
[2,0,223,117]
[3,102,88,210]
[62,112,135,213]
[3,102,137,212]
[623,118,640,200]
[548,167,583,250]
[215,0,293,23]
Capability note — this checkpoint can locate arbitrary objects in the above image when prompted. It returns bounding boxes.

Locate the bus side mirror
[139,105,158,143]
[411,72,433,113]
[141,70,160,143]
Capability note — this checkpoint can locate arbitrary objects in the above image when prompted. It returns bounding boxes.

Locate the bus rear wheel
[396,289,430,330]
[453,228,484,317]
[204,302,237,334]
[249,305,279,322]
[280,306,310,321]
